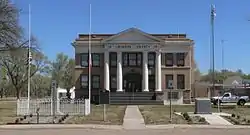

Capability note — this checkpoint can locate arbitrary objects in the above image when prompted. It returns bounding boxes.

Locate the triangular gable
[102,28,163,43]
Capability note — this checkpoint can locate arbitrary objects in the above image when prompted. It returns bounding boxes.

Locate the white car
[211,92,249,106]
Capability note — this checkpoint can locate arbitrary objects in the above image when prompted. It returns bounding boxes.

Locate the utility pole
[210,4,216,99]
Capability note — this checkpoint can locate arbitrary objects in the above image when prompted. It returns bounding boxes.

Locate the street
[1,128,250,135]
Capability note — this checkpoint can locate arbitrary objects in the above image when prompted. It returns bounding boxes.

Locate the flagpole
[27,4,31,114]
[88,4,92,114]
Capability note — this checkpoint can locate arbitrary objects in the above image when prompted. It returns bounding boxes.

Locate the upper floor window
[80,53,88,67]
[177,74,185,89]
[165,74,174,89]
[165,53,173,66]
[92,75,100,89]
[123,53,128,66]
[176,53,185,66]
[92,54,100,67]
[80,74,88,88]
[129,53,137,66]
[137,53,142,66]
[148,52,155,67]
[123,53,142,67]
[110,52,117,67]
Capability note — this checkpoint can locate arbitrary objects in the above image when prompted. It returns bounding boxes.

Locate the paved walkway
[201,114,233,125]
[123,105,145,129]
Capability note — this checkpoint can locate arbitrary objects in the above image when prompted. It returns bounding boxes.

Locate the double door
[125,81,138,93]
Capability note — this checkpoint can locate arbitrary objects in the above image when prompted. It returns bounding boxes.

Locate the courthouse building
[72,28,195,104]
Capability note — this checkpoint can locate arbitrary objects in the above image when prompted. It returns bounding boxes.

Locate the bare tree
[0,0,22,50]
[1,39,49,98]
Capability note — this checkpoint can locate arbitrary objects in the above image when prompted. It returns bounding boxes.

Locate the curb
[146,124,250,129]
[0,124,123,130]
[1,124,250,130]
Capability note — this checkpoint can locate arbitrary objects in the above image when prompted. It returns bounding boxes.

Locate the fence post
[16,99,19,116]
[85,99,90,115]
[36,107,40,124]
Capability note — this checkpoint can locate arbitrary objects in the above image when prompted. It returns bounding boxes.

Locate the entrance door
[124,73,142,92]
[126,81,136,93]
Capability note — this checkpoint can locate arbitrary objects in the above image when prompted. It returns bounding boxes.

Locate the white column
[143,51,149,92]
[117,52,123,92]
[104,51,110,91]
[155,51,162,92]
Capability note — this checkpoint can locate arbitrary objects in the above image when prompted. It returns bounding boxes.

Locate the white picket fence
[17,98,86,116]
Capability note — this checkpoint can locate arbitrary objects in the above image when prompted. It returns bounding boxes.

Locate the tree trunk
[16,89,21,99]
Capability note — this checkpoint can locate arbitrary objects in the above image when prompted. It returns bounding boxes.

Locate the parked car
[210,92,249,106]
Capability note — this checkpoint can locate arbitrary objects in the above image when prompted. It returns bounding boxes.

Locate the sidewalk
[123,105,145,129]
[201,114,233,125]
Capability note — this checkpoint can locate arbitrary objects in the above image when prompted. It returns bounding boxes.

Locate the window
[129,53,137,66]
[110,52,117,67]
[165,74,174,89]
[137,53,142,66]
[148,52,155,67]
[123,53,142,67]
[176,53,185,66]
[123,53,128,66]
[92,75,100,89]
[81,53,88,67]
[80,74,88,88]
[149,75,155,90]
[223,93,230,97]
[110,75,117,89]
[168,92,179,99]
[177,74,185,89]
[165,53,173,66]
[92,54,100,67]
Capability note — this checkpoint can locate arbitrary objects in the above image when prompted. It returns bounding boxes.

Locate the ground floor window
[149,75,155,91]
[92,75,100,89]
[167,92,179,99]
[110,75,117,92]
[80,74,88,88]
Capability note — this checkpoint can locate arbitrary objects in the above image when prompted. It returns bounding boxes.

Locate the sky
[14,0,250,74]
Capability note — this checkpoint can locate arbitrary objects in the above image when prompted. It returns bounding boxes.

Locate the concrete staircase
[109,92,164,105]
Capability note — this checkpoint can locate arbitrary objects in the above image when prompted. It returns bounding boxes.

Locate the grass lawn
[139,105,189,124]
[139,105,250,125]
[217,105,250,125]
[65,105,126,125]
[0,101,17,125]
[217,105,250,120]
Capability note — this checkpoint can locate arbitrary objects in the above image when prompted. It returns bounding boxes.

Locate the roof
[75,27,192,42]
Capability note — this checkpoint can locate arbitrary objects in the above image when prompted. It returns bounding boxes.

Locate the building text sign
[105,44,159,49]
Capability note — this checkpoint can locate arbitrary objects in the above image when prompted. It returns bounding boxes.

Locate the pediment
[102,28,163,43]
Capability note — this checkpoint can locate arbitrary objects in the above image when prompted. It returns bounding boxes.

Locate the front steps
[109,92,164,105]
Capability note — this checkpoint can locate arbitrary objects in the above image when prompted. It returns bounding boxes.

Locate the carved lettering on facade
[105,44,159,49]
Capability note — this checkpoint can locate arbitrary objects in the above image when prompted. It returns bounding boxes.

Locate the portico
[103,48,162,93]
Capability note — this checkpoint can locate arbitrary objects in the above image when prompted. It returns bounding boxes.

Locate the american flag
[27,49,32,65]
[211,4,216,17]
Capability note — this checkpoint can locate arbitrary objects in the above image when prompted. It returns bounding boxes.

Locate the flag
[211,4,216,17]
[26,49,32,65]
[29,51,32,64]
